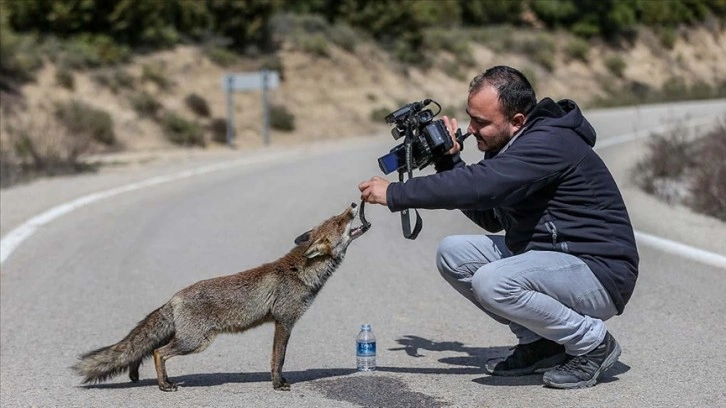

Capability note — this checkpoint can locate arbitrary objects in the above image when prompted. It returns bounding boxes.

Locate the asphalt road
[1,100,725,407]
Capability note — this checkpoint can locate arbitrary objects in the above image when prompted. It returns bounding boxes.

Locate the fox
[72,202,370,392]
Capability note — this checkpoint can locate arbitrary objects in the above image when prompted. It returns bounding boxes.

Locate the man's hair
[469,66,536,119]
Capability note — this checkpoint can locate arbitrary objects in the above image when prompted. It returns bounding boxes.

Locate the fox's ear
[294,230,312,246]
[304,238,330,259]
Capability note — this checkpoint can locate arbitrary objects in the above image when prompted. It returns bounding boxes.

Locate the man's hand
[442,115,461,156]
[358,176,390,206]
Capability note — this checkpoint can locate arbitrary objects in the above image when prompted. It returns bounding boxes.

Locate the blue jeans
[436,235,617,355]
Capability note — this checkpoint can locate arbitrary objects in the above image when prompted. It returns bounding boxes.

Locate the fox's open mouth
[350,201,371,240]
[350,224,367,239]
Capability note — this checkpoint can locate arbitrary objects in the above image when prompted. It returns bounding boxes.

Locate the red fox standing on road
[73,202,370,392]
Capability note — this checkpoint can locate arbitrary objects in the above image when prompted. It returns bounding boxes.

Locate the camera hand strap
[399,136,423,240]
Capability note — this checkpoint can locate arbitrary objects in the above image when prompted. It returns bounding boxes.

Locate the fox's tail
[72,304,175,384]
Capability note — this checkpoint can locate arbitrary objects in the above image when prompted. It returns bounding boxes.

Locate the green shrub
[129,92,162,118]
[441,59,466,81]
[521,67,538,90]
[142,63,171,91]
[184,93,210,117]
[209,118,229,144]
[60,34,130,69]
[298,33,330,57]
[661,76,688,101]
[424,28,476,68]
[269,104,295,131]
[205,46,241,68]
[565,38,590,63]
[690,121,726,221]
[604,55,626,78]
[328,22,359,52]
[657,28,677,50]
[0,26,44,91]
[55,67,74,90]
[161,112,205,147]
[2,112,96,185]
[370,107,390,123]
[54,100,115,146]
[92,68,136,93]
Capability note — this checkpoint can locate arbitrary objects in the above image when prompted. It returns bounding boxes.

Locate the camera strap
[399,172,423,239]
[399,136,423,240]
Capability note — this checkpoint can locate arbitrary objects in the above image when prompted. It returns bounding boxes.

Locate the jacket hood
[525,98,596,147]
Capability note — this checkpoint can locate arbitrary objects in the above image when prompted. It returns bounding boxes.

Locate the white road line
[0,152,298,264]
[634,231,726,269]
[1,115,725,268]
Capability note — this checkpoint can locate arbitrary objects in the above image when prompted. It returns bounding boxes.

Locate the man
[358,65,639,389]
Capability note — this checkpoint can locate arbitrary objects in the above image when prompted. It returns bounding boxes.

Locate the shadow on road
[83,368,357,389]
[82,334,631,390]
[386,334,631,387]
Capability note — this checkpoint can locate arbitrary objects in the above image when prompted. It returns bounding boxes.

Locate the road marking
[634,231,726,269]
[1,115,725,268]
[0,151,298,264]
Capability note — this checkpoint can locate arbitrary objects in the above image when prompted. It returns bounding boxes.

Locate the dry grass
[0,111,97,187]
[633,118,726,221]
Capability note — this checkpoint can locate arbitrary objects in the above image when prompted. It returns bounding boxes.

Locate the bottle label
[357,341,376,356]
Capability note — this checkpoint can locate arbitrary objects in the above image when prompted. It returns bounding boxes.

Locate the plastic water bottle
[356,324,376,371]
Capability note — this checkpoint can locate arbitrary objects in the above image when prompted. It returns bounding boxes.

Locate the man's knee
[436,235,462,278]
[472,265,518,311]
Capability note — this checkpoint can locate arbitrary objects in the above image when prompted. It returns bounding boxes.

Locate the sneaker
[543,332,622,389]
[485,338,566,376]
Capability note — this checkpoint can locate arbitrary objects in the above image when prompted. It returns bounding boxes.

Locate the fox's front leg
[271,320,292,391]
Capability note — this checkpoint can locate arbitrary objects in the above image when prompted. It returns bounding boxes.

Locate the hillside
[2,25,725,176]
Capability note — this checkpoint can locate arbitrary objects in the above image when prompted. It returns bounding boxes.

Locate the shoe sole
[542,341,622,389]
[485,352,567,377]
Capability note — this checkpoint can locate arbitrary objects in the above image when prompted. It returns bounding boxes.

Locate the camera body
[377,99,453,175]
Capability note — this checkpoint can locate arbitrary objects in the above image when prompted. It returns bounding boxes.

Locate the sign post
[222,70,280,147]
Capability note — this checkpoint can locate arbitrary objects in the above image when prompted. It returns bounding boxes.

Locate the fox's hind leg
[129,359,141,382]
[153,333,215,392]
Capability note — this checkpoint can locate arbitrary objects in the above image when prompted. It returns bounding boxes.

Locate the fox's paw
[273,378,290,391]
[158,381,178,392]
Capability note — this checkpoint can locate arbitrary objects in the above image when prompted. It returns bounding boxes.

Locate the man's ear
[303,238,330,259]
[511,112,526,130]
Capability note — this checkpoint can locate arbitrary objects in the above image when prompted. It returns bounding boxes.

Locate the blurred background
[1,0,724,220]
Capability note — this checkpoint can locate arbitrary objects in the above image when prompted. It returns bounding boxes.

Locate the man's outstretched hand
[358,176,390,206]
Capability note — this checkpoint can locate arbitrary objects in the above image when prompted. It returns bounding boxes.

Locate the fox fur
[72,203,368,391]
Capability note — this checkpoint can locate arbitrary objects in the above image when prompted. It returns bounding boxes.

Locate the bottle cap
[360,324,371,330]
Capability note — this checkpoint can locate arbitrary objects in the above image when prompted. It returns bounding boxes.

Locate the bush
[59,34,130,69]
[604,55,626,78]
[55,67,74,90]
[565,38,590,63]
[129,92,162,119]
[185,93,210,117]
[269,104,295,131]
[205,46,240,68]
[142,63,171,91]
[369,107,390,123]
[690,121,726,221]
[161,112,205,147]
[209,117,229,144]
[0,25,44,92]
[54,100,115,146]
[1,111,96,186]
[633,118,726,221]
[92,68,135,93]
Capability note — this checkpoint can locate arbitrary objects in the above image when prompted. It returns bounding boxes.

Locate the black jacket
[386,98,639,314]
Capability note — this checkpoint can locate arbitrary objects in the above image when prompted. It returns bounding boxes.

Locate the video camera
[375,99,470,240]
[377,99,470,175]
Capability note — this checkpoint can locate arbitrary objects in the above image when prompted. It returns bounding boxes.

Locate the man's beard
[477,127,512,153]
